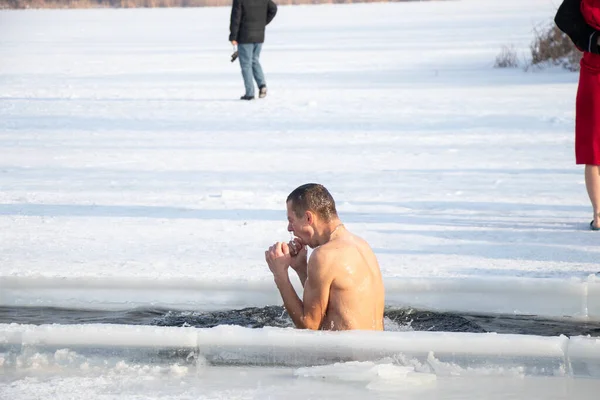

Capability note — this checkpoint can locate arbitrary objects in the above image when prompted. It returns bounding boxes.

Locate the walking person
[229,0,277,100]
[555,0,600,230]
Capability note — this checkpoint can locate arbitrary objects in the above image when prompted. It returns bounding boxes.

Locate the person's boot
[258,85,267,99]
[240,94,254,100]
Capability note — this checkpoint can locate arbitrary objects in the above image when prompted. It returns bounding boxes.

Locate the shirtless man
[265,183,385,331]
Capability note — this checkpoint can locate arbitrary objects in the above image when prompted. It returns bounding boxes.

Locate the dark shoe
[591,221,600,231]
[258,85,267,98]
[240,94,254,100]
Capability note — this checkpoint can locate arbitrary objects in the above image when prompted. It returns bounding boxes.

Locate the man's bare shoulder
[307,246,338,274]
[308,246,329,266]
[310,239,345,263]
[327,232,372,252]
[327,233,378,267]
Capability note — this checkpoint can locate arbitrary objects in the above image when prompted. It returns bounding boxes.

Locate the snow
[1,0,600,397]
[0,0,599,317]
[2,365,597,400]
[2,323,600,397]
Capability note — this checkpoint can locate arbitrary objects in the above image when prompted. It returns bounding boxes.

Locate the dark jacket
[555,0,600,54]
[229,0,277,44]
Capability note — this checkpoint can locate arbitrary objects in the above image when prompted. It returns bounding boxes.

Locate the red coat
[576,0,600,164]
[581,0,600,27]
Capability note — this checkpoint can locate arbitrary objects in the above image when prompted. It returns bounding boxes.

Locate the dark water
[1,306,599,337]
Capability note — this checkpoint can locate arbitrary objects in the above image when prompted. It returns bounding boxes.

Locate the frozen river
[1,0,599,398]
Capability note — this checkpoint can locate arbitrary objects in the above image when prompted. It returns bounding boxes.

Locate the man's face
[286,201,311,247]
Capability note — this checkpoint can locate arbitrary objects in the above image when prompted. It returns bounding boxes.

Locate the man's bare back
[310,228,385,330]
[265,183,385,331]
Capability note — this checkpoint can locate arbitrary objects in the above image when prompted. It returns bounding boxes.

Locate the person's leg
[251,43,266,89]
[237,44,255,98]
[585,165,600,229]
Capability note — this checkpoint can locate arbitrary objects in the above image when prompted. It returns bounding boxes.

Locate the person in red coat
[556,0,600,230]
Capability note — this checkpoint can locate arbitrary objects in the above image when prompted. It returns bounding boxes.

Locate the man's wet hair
[287,183,338,222]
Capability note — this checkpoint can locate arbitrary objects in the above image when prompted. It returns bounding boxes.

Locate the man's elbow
[297,316,321,330]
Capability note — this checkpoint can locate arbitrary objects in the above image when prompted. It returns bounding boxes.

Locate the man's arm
[292,266,308,287]
[274,250,330,330]
[555,0,600,54]
[266,0,277,25]
[229,0,242,42]
[289,245,308,287]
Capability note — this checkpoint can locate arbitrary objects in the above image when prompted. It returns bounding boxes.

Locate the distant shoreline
[0,0,442,10]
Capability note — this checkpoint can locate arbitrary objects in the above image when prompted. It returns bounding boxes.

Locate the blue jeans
[237,43,266,97]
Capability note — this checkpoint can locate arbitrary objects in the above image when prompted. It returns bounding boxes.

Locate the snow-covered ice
[1,0,599,317]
